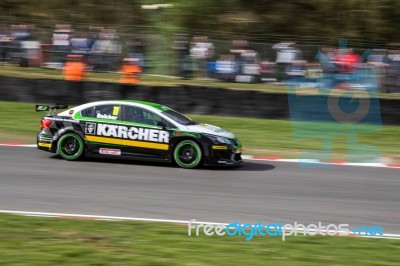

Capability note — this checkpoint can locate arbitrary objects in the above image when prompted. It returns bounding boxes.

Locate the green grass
[1,101,400,162]
[0,213,399,265]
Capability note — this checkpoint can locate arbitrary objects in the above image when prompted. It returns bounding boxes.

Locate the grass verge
[1,101,399,162]
[0,213,399,266]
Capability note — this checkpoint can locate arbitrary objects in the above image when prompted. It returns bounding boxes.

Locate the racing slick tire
[57,133,84,161]
[173,140,202,169]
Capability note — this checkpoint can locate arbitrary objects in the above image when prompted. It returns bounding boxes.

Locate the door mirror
[157,121,167,129]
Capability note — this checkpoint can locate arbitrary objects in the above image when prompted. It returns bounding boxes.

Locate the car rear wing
[36,104,68,114]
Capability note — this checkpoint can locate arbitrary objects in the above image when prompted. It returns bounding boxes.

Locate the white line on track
[0,144,36,147]
[0,210,399,240]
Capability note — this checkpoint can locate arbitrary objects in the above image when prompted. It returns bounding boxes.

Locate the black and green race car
[36,100,242,168]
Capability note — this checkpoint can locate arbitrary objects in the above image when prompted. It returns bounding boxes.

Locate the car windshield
[162,109,197,126]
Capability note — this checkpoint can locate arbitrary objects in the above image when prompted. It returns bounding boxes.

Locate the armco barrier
[0,76,399,125]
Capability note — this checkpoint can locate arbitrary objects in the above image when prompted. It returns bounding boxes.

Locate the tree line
[1,0,400,46]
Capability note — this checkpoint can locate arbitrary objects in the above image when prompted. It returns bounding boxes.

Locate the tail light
[41,119,52,129]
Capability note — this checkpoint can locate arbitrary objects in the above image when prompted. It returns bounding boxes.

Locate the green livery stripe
[119,100,170,111]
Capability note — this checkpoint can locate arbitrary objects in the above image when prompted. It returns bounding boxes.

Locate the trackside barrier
[0,76,399,125]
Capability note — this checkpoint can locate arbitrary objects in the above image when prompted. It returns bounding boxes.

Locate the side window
[94,105,120,120]
[81,106,95,118]
[124,106,174,128]
[124,106,147,124]
[144,111,175,128]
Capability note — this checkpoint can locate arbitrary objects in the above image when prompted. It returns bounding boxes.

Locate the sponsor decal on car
[85,122,97,135]
[96,123,169,143]
[85,122,170,143]
[99,148,121,156]
[96,113,118,120]
[47,117,78,123]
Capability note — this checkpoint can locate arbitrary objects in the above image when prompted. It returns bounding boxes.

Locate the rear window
[81,107,95,118]
[81,105,121,120]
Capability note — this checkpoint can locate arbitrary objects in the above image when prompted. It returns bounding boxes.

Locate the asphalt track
[0,146,399,233]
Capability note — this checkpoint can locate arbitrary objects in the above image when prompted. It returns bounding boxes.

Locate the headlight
[216,136,230,144]
[206,134,231,144]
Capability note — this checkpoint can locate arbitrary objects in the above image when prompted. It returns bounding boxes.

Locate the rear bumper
[37,131,56,152]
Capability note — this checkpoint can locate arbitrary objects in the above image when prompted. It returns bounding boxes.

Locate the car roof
[75,100,171,113]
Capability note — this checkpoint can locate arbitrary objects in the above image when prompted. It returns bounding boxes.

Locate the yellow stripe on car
[38,142,52,148]
[212,145,228,150]
[85,135,169,150]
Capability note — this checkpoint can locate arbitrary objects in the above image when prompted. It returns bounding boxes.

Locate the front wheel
[173,140,202,169]
[57,133,84,161]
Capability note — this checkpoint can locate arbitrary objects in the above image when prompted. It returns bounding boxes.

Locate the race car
[36,100,242,168]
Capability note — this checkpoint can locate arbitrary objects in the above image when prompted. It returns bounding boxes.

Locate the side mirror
[157,121,167,130]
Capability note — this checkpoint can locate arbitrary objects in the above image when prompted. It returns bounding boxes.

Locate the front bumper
[204,145,243,166]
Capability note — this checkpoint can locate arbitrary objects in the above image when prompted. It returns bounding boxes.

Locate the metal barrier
[0,76,399,125]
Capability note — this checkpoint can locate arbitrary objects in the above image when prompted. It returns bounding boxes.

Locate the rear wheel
[173,140,202,169]
[57,133,84,160]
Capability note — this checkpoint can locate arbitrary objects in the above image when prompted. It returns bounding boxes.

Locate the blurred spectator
[22,39,42,67]
[259,61,276,82]
[286,60,306,78]
[272,42,302,81]
[0,27,11,64]
[10,24,35,67]
[368,49,388,93]
[52,24,73,63]
[119,58,141,84]
[215,39,262,83]
[335,48,360,73]
[90,28,121,71]
[383,50,400,93]
[215,54,237,81]
[317,47,337,74]
[215,40,261,83]
[63,54,87,101]
[87,26,103,50]
[70,33,91,57]
[239,49,261,83]
[229,39,249,75]
[230,39,249,55]
[190,36,214,78]
[129,37,147,70]
[63,54,87,81]
[172,34,191,78]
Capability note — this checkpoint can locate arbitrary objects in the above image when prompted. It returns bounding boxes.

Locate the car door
[120,104,173,160]
[80,103,124,156]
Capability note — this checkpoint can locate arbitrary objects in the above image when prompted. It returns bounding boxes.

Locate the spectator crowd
[0,24,399,92]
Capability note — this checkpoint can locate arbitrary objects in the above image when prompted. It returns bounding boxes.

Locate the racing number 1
[112,106,120,116]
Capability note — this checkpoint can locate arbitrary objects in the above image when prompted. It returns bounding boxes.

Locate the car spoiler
[36,104,68,114]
